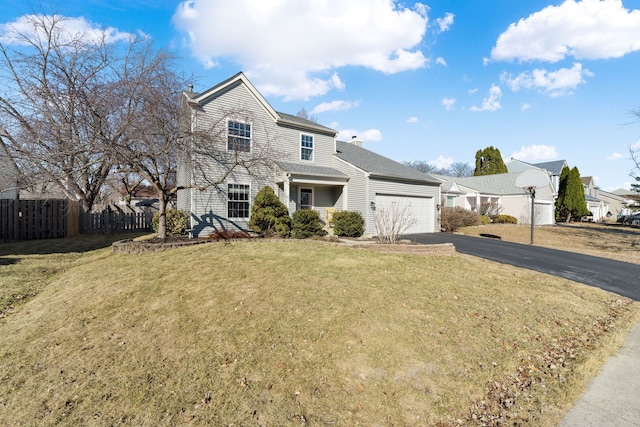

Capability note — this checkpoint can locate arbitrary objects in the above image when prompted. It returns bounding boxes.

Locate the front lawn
[0,237,637,425]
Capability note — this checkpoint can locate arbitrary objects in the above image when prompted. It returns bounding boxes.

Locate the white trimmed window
[228,184,250,218]
[227,120,251,152]
[446,195,455,207]
[300,134,313,161]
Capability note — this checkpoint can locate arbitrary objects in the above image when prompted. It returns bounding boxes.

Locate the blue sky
[2,0,640,191]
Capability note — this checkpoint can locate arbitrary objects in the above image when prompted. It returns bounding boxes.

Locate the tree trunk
[156,199,168,240]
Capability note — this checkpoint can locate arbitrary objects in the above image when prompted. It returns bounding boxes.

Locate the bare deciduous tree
[0,13,171,213]
[404,160,473,177]
[373,201,417,243]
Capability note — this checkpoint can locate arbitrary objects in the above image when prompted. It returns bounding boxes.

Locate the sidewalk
[558,321,640,427]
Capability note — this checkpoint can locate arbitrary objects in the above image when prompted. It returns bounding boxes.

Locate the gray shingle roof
[335,141,440,184]
[434,173,528,195]
[276,161,348,179]
[276,112,337,135]
[532,160,567,175]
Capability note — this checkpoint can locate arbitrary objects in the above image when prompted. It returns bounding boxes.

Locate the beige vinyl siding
[332,158,369,225]
[276,127,335,167]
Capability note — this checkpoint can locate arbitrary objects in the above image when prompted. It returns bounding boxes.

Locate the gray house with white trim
[177,72,441,237]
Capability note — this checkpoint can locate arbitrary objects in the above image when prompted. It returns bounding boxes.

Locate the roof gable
[185,72,280,122]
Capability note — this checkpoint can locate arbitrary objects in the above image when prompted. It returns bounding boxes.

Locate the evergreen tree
[473,146,508,176]
[555,166,589,222]
[249,186,291,237]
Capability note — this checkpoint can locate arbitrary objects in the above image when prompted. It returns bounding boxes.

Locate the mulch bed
[112,235,456,255]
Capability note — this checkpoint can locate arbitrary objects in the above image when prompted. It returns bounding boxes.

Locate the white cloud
[337,128,383,142]
[0,14,138,45]
[429,155,454,169]
[468,88,478,94]
[521,103,534,111]
[500,63,593,97]
[173,0,431,100]
[435,12,454,33]
[406,116,419,123]
[490,0,640,63]
[607,152,624,160]
[435,57,447,66]
[311,100,359,114]
[510,144,558,162]
[631,139,640,150]
[441,97,456,110]
[470,85,502,112]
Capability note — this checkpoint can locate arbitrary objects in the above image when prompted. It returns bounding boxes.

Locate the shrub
[440,207,480,232]
[492,214,518,224]
[480,215,491,225]
[249,186,291,237]
[332,211,364,237]
[291,209,326,239]
[152,209,189,236]
[374,202,417,243]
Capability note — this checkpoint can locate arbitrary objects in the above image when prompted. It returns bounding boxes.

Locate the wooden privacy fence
[0,199,78,241]
[80,210,153,234]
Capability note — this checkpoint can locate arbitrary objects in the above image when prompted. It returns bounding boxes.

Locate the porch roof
[276,161,348,182]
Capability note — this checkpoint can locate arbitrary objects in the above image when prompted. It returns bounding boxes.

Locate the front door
[300,188,313,210]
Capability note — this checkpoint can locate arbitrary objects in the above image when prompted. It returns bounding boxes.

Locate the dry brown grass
[460,222,640,264]
[0,236,638,426]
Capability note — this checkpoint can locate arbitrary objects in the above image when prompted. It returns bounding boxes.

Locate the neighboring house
[612,188,640,215]
[177,72,441,237]
[117,185,162,214]
[506,158,568,194]
[433,172,556,225]
[581,176,608,221]
[0,139,18,199]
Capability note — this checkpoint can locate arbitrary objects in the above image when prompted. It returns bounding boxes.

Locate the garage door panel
[375,194,433,234]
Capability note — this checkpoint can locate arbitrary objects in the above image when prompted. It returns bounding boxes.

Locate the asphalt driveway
[409,233,640,301]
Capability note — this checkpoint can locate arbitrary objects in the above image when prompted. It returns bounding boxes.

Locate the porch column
[284,178,291,213]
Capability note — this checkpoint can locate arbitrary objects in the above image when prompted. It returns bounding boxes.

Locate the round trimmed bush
[152,209,189,236]
[332,211,364,237]
[291,209,325,239]
[491,214,518,224]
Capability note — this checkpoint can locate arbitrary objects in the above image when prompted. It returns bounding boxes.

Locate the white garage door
[374,194,434,234]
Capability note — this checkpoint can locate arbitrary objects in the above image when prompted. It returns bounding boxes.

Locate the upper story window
[300,134,313,161]
[228,120,251,153]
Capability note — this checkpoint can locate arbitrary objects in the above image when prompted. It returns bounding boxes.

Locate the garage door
[374,194,434,234]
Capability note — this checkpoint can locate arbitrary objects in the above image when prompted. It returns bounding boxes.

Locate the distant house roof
[335,141,440,184]
[581,176,595,186]
[612,188,637,196]
[506,158,568,176]
[531,160,567,175]
[434,172,541,195]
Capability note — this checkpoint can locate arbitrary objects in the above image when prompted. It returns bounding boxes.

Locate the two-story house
[177,72,441,237]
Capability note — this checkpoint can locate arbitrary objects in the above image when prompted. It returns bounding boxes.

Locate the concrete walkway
[558,321,640,426]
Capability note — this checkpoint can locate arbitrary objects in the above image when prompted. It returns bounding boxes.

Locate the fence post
[66,200,80,237]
